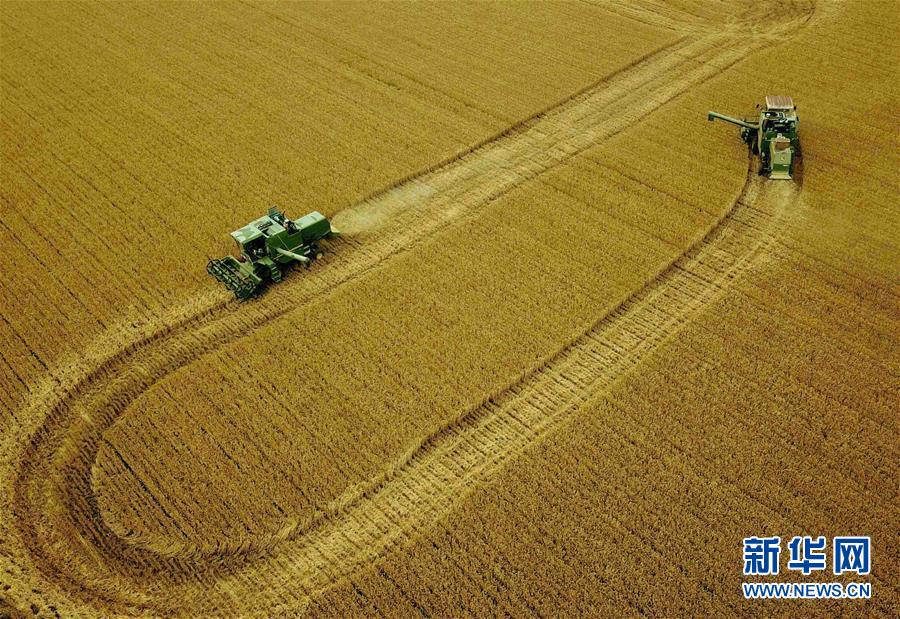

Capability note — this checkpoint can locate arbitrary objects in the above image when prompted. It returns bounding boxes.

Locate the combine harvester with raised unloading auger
[208,207,337,300]
[708,95,801,179]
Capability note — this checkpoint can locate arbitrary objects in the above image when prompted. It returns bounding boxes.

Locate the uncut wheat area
[1,0,897,617]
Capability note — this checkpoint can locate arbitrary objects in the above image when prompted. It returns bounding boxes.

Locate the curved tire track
[241,164,801,614]
[3,2,813,615]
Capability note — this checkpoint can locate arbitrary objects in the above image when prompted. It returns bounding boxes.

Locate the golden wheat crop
[0,0,672,417]
[304,2,900,616]
[1,0,896,616]
[92,109,745,554]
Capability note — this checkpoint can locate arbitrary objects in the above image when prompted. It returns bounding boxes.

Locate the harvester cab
[208,207,337,300]
[708,95,800,180]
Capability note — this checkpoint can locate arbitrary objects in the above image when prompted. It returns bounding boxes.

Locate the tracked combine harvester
[708,95,800,180]
[208,207,337,300]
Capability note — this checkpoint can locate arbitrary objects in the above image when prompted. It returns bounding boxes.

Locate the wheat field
[1,0,897,617]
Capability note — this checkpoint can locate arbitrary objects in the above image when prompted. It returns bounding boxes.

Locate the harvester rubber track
[207,258,259,301]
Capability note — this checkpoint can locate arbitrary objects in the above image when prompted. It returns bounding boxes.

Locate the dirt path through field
[2,2,818,615]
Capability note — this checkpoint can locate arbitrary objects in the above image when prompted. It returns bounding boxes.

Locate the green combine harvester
[208,207,337,300]
[708,95,800,180]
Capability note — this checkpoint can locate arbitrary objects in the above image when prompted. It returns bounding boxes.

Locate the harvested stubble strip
[92,101,744,553]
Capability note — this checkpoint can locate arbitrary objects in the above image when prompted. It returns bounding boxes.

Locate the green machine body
[708,95,800,180]
[208,207,337,300]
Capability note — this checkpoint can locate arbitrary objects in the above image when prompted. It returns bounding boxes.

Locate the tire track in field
[3,2,816,615]
[190,165,801,613]
[590,0,814,37]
